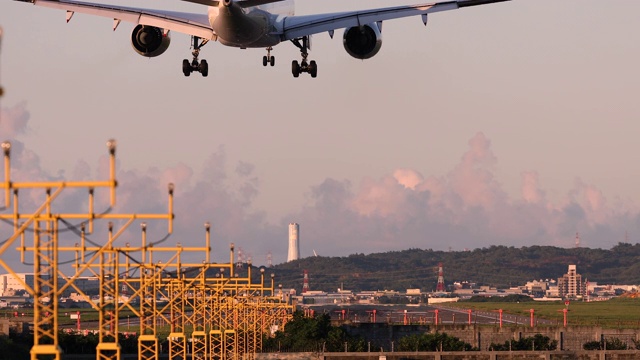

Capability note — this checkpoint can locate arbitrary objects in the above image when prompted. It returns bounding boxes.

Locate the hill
[262,243,640,293]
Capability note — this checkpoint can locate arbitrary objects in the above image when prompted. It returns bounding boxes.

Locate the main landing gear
[263,47,275,67]
[183,36,209,77]
[290,36,317,78]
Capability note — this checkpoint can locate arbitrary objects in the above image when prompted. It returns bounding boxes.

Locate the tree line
[267,243,640,292]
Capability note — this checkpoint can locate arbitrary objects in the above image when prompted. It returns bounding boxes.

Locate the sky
[1,0,640,271]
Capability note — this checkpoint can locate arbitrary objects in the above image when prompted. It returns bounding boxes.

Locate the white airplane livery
[15,0,511,78]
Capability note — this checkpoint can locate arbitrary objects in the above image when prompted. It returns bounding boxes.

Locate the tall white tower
[287,223,300,262]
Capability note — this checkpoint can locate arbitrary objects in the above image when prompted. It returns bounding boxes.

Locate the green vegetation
[0,332,31,359]
[584,338,639,350]
[397,333,473,351]
[268,243,640,292]
[490,334,557,351]
[466,294,534,303]
[447,297,640,328]
[58,332,138,354]
[262,312,366,352]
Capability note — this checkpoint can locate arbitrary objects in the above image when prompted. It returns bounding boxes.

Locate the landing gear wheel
[270,56,275,67]
[182,59,192,77]
[263,56,268,67]
[290,36,318,78]
[199,60,209,77]
[292,60,300,78]
[309,60,317,78]
[183,36,210,77]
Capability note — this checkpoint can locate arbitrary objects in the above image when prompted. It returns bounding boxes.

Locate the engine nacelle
[343,23,382,60]
[131,25,171,58]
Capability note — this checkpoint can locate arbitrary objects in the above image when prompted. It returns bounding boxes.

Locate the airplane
[14,0,511,78]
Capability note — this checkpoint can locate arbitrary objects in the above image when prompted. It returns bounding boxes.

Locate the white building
[287,223,300,262]
[0,273,100,297]
[0,273,35,296]
[558,265,585,298]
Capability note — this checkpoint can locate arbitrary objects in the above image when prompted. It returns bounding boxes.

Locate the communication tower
[575,232,580,248]
[236,246,244,269]
[287,223,300,262]
[435,262,445,292]
[302,270,309,293]
[267,251,273,267]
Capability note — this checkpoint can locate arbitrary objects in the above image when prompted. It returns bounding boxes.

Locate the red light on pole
[529,309,535,328]
[427,309,439,325]
[467,309,472,325]
[491,309,503,328]
[403,310,408,325]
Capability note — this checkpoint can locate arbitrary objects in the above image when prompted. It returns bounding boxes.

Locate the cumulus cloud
[0,105,282,271]
[0,103,30,137]
[2,107,639,268]
[290,132,640,257]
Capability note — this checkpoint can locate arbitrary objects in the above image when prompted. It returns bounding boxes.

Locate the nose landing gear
[263,47,275,67]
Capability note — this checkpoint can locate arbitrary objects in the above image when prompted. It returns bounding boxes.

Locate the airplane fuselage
[208,0,294,48]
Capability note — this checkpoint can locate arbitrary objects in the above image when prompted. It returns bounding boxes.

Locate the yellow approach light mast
[0,139,293,360]
[0,140,173,360]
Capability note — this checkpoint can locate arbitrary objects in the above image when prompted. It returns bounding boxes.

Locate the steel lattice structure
[0,139,293,360]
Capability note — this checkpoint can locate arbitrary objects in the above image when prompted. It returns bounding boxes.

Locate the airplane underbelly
[213,8,279,48]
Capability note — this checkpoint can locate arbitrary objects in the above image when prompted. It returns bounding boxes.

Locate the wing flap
[281,0,509,40]
[28,0,216,39]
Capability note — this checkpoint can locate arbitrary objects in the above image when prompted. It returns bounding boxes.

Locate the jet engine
[131,25,171,57]
[342,23,382,60]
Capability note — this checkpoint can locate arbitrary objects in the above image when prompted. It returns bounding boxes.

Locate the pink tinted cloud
[293,132,639,256]
[3,105,639,265]
[521,171,545,204]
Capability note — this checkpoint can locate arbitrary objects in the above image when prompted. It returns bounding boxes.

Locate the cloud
[290,132,640,257]
[0,105,283,270]
[2,107,639,268]
[0,103,30,138]
[521,171,544,204]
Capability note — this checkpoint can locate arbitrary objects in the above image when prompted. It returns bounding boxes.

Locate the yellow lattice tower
[208,282,225,360]
[0,140,174,360]
[97,232,120,360]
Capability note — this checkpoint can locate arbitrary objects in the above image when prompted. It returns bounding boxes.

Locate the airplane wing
[14,0,216,40]
[281,0,510,40]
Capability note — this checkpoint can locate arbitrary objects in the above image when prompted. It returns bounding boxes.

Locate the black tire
[199,59,209,77]
[182,59,191,77]
[309,60,318,78]
[263,56,268,67]
[270,56,275,67]
[292,60,300,78]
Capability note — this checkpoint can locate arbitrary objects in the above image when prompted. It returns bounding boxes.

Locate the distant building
[0,273,35,297]
[524,279,550,297]
[287,223,300,262]
[557,265,586,298]
[0,273,100,297]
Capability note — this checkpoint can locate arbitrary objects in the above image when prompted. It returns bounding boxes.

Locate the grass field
[446,298,640,328]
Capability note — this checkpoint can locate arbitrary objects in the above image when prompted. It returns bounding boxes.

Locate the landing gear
[182,36,209,77]
[263,47,275,67]
[290,36,317,78]
[291,60,317,78]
